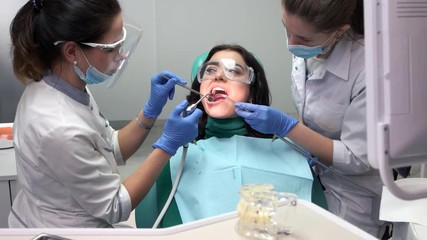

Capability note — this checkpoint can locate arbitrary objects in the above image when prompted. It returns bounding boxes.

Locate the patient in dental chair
[136,44,326,228]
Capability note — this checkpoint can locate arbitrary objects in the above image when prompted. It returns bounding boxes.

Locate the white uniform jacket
[291,35,385,237]
[8,74,132,228]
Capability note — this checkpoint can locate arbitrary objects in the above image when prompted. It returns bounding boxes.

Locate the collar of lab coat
[44,73,90,106]
[324,35,353,81]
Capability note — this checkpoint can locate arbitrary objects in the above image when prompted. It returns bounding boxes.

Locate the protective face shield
[102,15,143,88]
[53,14,143,88]
[197,59,255,84]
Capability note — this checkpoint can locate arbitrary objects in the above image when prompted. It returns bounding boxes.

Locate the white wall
[2,0,295,122]
[90,0,295,121]
[0,0,27,122]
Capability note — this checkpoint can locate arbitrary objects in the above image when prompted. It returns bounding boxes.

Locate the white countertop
[0,149,16,181]
[0,200,376,240]
[0,123,16,181]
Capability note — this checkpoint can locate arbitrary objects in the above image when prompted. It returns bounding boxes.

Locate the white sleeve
[332,85,372,174]
[111,129,125,166]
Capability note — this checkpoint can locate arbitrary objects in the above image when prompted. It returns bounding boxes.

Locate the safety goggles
[197,59,255,84]
[54,27,127,54]
[81,27,127,53]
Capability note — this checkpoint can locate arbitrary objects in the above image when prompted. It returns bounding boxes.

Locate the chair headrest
[190,51,209,82]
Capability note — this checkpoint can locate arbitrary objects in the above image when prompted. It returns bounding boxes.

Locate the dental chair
[134,51,327,228]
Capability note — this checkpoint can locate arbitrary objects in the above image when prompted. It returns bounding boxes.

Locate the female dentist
[235,0,388,238]
[8,0,201,228]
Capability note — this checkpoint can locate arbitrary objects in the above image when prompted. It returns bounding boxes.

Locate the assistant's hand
[143,71,187,119]
[235,102,298,137]
[153,100,202,155]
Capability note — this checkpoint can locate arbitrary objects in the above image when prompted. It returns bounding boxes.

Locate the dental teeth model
[235,184,298,239]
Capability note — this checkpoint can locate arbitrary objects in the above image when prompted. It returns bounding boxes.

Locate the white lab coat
[8,74,132,228]
[291,34,386,237]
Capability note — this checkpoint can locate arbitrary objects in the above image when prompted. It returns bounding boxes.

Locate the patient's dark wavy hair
[188,44,273,140]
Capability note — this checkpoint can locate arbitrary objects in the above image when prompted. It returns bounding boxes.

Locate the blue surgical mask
[287,33,336,59]
[73,51,112,85]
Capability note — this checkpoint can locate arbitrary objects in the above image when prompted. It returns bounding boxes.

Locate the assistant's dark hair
[188,44,273,140]
[10,0,121,84]
[282,0,364,35]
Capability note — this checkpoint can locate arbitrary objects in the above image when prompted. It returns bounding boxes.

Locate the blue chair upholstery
[134,183,158,228]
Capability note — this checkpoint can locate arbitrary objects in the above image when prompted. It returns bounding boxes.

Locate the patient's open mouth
[210,87,228,102]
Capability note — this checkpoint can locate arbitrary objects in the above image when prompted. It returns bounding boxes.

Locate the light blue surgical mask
[73,50,112,85]
[287,33,336,59]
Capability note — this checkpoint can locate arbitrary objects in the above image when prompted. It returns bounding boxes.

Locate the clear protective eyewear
[197,59,255,84]
[80,27,127,53]
[53,28,126,54]
[53,14,143,88]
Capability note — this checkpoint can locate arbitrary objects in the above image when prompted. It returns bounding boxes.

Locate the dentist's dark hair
[10,0,121,84]
[282,0,364,35]
[187,44,272,139]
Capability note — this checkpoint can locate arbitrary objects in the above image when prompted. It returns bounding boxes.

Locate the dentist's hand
[235,102,298,137]
[143,71,187,119]
[153,100,202,155]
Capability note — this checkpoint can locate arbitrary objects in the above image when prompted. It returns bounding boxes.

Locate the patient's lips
[209,87,228,102]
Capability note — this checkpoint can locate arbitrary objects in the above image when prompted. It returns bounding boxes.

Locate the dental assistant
[235,0,388,238]
[8,0,201,228]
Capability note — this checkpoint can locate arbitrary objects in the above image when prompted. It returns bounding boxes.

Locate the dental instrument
[175,81,203,96]
[161,75,215,107]
[175,82,215,104]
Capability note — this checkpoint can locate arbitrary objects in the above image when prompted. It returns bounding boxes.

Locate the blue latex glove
[153,100,202,155]
[234,102,298,137]
[307,153,319,167]
[143,71,187,119]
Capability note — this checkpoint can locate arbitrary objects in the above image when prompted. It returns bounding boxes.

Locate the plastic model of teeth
[236,198,272,225]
